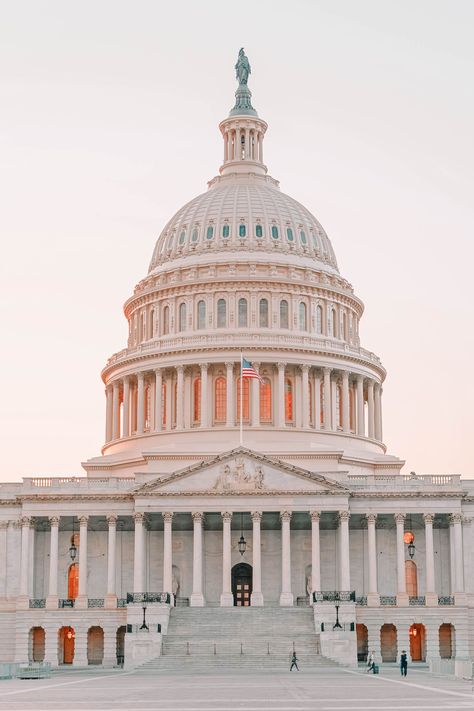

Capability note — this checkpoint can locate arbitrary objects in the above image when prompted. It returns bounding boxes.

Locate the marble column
[225,363,234,427]
[165,372,173,430]
[133,513,145,593]
[331,379,337,429]
[122,376,130,437]
[76,515,89,609]
[301,365,310,428]
[323,367,331,429]
[251,363,260,427]
[280,511,293,606]
[374,383,382,441]
[46,516,60,608]
[451,513,465,601]
[112,380,120,440]
[366,514,380,605]
[356,375,365,436]
[176,366,184,430]
[162,512,174,603]
[19,516,31,600]
[338,511,351,591]
[105,385,113,442]
[251,512,263,606]
[190,512,204,607]
[341,370,350,433]
[422,513,437,606]
[310,511,321,595]
[200,363,209,428]
[277,362,286,427]
[137,372,145,433]
[314,371,321,430]
[154,368,162,432]
[367,380,375,438]
[220,512,233,606]
[105,514,118,608]
[395,513,408,605]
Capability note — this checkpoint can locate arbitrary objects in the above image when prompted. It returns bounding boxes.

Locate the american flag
[241,357,263,383]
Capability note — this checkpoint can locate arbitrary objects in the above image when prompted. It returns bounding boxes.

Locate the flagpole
[239,352,243,446]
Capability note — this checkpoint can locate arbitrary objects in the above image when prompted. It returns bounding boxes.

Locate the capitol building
[1,51,473,676]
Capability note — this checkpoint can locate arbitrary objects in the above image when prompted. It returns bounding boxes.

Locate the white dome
[148,175,339,275]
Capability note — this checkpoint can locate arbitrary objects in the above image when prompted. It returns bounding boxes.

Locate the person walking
[400,650,408,677]
[290,652,299,671]
[366,650,375,673]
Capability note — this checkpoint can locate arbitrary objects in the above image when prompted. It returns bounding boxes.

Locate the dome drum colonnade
[103,363,383,446]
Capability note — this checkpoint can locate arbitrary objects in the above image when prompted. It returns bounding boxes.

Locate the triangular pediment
[133,447,349,496]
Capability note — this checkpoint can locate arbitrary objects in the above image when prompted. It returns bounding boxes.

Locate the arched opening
[299,302,307,331]
[68,563,79,600]
[197,300,206,329]
[232,563,252,606]
[316,305,322,334]
[259,298,269,327]
[162,305,169,335]
[193,377,201,424]
[439,623,455,659]
[59,626,75,665]
[87,626,104,665]
[29,626,45,663]
[214,377,226,423]
[116,626,126,667]
[149,309,155,339]
[356,624,368,663]
[260,378,272,422]
[178,302,186,332]
[409,623,426,662]
[405,560,418,597]
[380,623,397,662]
[236,377,250,423]
[238,298,248,327]
[285,378,293,423]
[217,299,226,328]
[280,300,289,329]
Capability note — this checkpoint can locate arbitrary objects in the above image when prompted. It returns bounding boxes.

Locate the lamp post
[238,513,246,556]
[333,592,342,630]
[140,604,149,630]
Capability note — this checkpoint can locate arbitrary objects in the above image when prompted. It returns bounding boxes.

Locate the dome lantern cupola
[219,49,268,177]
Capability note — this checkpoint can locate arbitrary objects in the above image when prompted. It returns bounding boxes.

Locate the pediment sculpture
[213,457,265,492]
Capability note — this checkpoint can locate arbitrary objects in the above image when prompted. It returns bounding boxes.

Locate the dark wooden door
[232,563,252,606]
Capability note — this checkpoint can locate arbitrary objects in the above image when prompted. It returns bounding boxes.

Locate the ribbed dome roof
[148,175,339,275]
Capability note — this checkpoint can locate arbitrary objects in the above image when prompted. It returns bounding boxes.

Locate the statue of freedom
[235,48,251,85]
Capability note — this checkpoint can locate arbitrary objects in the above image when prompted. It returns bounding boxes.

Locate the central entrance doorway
[232,563,252,606]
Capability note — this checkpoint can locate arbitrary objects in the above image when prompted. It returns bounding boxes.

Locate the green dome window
[255,224,263,238]
[300,230,307,245]
[286,228,294,242]
[222,224,230,238]
[239,224,246,238]
[191,229,199,243]
[178,231,186,245]
[206,226,214,240]
[271,225,279,239]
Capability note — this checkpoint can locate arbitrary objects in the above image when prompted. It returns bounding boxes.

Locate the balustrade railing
[380,595,397,606]
[88,598,104,608]
[409,596,426,606]
[313,591,355,603]
[29,599,45,609]
[355,596,367,606]
[58,599,74,608]
[117,598,127,608]
[126,592,171,604]
[438,596,455,606]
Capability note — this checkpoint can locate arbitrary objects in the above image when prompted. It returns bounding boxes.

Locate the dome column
[137,373,145,433]
[251,362,260,427]
[374,383,382,441]
[356,375,365,436]
[367,379,375,438]
[301,365,310,429]
[277,363,286,428]
[200,363,209,428]
[314,371,322,430]
[154,369,162,432]
[176,366,184,430]
[341,370,350,433]
[323,367,332,430]
[105,385,113,443]
[225,362,234,427]
[112,380,121,440]
[122,376,130,437]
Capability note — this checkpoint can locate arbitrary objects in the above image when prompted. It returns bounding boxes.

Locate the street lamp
[238,513,246,556]
[140,604,149,631]
[333,592,342,630]
[69,518,77,562]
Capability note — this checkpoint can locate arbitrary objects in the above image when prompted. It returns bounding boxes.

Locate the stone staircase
[137,606,337,674]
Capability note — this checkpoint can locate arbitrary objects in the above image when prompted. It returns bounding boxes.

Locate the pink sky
[1,0,473,481]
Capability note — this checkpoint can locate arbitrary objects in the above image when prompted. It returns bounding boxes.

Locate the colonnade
[19,510,466,609]
[223,126,264,164]
[104,363,383,444]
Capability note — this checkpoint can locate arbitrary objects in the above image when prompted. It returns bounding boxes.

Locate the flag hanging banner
[241,357,264,383]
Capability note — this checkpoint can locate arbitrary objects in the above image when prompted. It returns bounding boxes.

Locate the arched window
[260,378,272,422]
[299,302,307,331]
[300,230,307,245]
[217,299,226,328]
[285,378,293,423]
[68,563,79,600]
[140,312,145,342]
[214,377,226,422]
[405,560,418,597]
[286,227,294,242]
[197,300,206,330]
[178,230,186,245]
[179,303,186,332]
[206,225,214,240]
[236,377,250,422]
[271,225,279,239]
[191,228,199,243]
[239,224,246,238]
[342,312,348,341]
[259,298,269,327]
[328,307,336,337]
[255,224,263,238]
[280,300,289,329]
[193,378,201,424]
[144,384,151,430]
[163,306,169,335]
[238,298,248,327]
[222,224,230,238]
[316,305,323,334]
[149,310,155,339]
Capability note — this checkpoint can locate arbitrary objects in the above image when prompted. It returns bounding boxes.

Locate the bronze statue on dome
[235,48,251,85]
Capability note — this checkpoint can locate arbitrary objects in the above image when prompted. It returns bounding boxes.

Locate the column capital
[394,513,406,524]
[356,373,364,383]
[176,365,184,374]
[78,515,89,527]
[221,511,233,522]
[192,511,204,523]
[367,378,374,390]
[20,516,31,528]
[301,364,310,373]
[309,510,321,522]
[200,362,209,373]
[106,514,118,526]
[49,516,60,527]
[133,512,145,524]
[277,362,286,371]
[137,371,145,382]
[449,513,462,524]
[251,511,262,523]
[341,369,350,381]
[224,362,234,370]
[338,510,350,523]
[366,513,377,525]
[463,516,473,526]
[112,379,120,390]
[280,510,292,523]
[423,513,435,524]
[162,512,174,523]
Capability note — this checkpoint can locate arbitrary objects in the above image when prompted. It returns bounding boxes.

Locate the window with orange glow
[68,564,79,600]
[236,378,250,422]
[337,385,342,427]
[349,387,355,431]
[260,378,272,422]
[285,378,293,423]
[193,378,201,423]
[214,377,226,422]
[405,560,418,596]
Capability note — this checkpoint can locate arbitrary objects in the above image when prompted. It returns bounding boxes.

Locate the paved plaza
[0,668,473,711]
